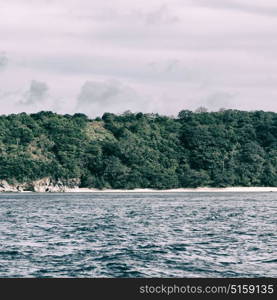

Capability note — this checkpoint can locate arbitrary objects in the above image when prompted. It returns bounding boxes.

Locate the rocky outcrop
[0,180,18,192]
[0,178,80,192]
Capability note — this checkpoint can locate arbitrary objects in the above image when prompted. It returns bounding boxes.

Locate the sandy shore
[64,187,277,193]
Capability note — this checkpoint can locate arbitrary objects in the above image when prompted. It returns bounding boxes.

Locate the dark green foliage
[0,109,276,188]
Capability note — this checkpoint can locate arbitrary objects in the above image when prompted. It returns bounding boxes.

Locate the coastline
[22,187,277,193]
[1,177,277,193]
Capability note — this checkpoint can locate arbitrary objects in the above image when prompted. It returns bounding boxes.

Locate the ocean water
[0,192,276,278]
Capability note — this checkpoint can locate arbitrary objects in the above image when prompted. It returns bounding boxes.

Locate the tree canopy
[0,109,276,188]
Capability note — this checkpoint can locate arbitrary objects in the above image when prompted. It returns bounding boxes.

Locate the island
[0,109,276,192]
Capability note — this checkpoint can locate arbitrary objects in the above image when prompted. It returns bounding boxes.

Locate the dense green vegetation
[0,109,276,188]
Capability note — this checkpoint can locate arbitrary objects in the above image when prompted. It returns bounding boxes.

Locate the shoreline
[68,187,277,193]
[7,187,277,193]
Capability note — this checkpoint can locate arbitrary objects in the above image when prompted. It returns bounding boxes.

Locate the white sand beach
[65,187,277,193]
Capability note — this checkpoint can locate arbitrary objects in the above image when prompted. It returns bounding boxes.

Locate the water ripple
[0,192,276,277]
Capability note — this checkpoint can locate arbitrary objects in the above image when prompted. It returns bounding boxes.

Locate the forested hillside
[0,110,276,188]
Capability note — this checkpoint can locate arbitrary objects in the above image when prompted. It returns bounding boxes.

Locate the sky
[1,0,277,117]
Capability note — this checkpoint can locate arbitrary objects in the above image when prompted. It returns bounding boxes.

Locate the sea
[0,192,276,278]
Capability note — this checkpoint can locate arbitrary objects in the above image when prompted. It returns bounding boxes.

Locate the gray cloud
[22,80,49,105]
[203,91,237,111]
[190,0,277,18]
[142,5,180,25]
[78,80,121,105]
[76,80,150,116]
[0,53,8,70]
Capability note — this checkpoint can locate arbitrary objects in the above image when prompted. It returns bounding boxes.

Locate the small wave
[261,259,277,264]
[0,250,20,256]
[0,192,276,277]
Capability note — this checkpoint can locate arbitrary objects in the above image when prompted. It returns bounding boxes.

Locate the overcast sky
[1,0,277,117]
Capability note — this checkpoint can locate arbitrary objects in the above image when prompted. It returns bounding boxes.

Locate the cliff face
[0,180,18,192]
[0,178,80,193]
